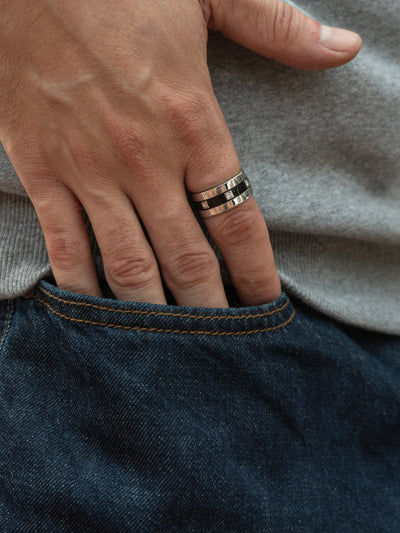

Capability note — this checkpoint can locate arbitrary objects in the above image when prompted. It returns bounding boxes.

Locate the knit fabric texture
[1,0,399,334]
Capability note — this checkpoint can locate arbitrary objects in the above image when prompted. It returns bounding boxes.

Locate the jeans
[1,279,399,532]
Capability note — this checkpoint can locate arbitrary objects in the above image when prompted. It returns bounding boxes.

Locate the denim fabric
[0,279,399,532]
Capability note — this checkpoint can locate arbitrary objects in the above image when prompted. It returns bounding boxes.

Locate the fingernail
[320,25,361,52]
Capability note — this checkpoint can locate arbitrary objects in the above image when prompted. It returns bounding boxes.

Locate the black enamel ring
[190,170,253,218]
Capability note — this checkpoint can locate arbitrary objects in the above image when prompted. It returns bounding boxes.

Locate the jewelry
[190,170,252,218]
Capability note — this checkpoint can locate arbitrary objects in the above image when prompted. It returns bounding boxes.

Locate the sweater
[1,0,399,334]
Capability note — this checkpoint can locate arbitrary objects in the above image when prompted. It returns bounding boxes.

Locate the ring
[189,170,253,218]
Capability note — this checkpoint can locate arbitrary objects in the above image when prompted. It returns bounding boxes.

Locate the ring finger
[186,146,281,307]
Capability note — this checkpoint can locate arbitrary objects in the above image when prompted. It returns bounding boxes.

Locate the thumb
[203,0,362,70]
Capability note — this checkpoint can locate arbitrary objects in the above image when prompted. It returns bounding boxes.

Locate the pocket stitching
[34,295,296,336]
[37,285,289,320]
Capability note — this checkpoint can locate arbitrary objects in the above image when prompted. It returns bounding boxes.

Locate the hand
[0,0,361,306]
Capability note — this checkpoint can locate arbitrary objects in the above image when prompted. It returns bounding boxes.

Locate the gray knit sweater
[1,0,399,334]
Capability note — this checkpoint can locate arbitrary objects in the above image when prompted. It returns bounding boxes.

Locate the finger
[128,178,229,308]
[203,197,281,306]
[185,123,281,306]
[204,0,362,70]
[79,189,167,305]
[31,184,102,297]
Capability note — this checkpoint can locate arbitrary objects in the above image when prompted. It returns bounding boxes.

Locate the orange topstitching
[34,296,296,336]
[37,285,290,321]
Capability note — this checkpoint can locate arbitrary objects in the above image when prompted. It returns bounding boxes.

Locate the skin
[0,0,362,307]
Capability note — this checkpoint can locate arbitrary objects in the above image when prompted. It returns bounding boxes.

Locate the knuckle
[215,206,261,247]
[15,142,45,171]
[162,248,220,289]
[109,121,152,174]
[106,253,158,290]
[10,142,54,193]
[46,233,87,270]
[163,91,222,146]
[236,268,281,304]
[236,265,279,293]
[271,2,297,46]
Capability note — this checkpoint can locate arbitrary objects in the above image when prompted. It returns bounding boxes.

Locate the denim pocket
[2,280,400,533]
[0,279,299,532]
[32,279,296,339]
